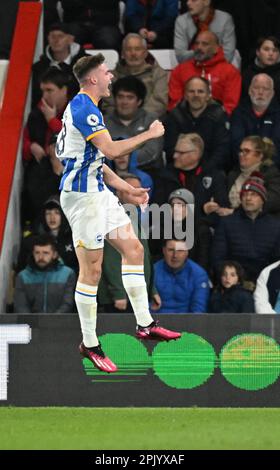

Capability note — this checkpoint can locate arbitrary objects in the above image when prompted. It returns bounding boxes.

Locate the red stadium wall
[0,2,42,254]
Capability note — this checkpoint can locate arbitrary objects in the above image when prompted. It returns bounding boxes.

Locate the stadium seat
[85,49,119,70]
[232,49,242,70]
[119,0,126,34]
[149,49,178,70]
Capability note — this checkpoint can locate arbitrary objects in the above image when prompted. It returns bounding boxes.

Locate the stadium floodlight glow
[0,325,31,400]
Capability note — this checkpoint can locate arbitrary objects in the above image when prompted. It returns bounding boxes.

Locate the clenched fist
[149,120,165,138]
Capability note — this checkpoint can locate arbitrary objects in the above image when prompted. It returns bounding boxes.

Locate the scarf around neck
[192,7,215,32]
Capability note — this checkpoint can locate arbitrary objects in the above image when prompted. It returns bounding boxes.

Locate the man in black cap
[32,22,87,107]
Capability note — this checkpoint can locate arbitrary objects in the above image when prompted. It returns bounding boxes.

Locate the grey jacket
[174,9,236,64]
[104,108,163,169]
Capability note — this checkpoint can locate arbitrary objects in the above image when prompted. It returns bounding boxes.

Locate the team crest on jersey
[87,114,100,126]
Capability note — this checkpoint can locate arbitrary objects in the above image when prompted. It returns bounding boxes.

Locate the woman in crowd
[204,136,280,218]
[242,36,280,103]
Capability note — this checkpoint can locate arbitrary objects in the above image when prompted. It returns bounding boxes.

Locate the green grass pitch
[1,408,280,450]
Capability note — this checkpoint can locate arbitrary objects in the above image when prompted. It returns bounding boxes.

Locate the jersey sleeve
[71,95,108,141]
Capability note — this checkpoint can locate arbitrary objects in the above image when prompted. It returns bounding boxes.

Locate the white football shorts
[60,188,130,249]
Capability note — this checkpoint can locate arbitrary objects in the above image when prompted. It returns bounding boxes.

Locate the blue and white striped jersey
[56,92,108,193]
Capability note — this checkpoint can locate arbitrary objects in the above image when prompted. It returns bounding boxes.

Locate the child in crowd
[209,261,255,313]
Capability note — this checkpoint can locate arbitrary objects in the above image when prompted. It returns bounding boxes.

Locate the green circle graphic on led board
[152,332,217,389]
[220,334,280,391]
[83,333,151,379]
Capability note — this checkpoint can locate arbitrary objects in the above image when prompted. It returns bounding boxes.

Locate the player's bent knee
[79,261,102,284]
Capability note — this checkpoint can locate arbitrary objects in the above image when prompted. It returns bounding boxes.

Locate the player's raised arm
[103,164,150,206]
[90,120,165,160]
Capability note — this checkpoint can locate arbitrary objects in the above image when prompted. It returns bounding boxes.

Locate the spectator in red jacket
[22,68,72,222]
[168,30,241,115]
[23,67,70,164]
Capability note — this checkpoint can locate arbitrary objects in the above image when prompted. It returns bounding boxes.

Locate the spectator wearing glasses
[203,136,280,218]
[231,73,280,168]
[164,76,230,171]
[154,132,228,226]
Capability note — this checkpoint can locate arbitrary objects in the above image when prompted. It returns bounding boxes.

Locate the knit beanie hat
[240,172,267,201]
[168,188,195,205]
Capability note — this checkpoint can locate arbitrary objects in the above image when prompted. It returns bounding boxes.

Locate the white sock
[121,265,153,327]
[75,282,98,348]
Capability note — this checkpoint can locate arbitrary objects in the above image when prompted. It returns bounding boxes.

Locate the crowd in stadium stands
[98,172,158,314]
[14,234,76,314]
[104,75,164,172]
[102,32,169,117]
[9,0,280,314]
[163,76,230,170]
[169,30,241,114]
